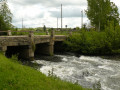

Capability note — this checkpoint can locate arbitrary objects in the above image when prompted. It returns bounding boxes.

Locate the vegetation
[63,0,120,55]
[0,0,13,31]
[0,53,90,90]
[64,22,120,55]
[86,0,119,31]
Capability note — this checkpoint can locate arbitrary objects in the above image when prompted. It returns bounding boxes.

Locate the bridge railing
[0,29,79,36]
[0,30,57,37]
[0,30,49,36]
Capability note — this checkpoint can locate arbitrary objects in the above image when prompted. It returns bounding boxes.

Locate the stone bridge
[0,31,67,60]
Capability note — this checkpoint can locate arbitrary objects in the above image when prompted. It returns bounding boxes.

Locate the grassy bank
[0,53,89,90]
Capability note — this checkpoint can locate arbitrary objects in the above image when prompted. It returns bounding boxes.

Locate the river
[32,54,120,90]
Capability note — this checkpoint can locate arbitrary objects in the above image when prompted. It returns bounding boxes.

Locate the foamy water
[32,55,120,90]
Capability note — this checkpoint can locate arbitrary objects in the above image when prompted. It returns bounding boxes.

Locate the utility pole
[81,10,83,28]
[57,17,58,30]
[61,4,62,31]
[22,18,23,29]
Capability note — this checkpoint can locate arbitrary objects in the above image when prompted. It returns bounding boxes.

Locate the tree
[86,0,119,31]
[43,25,46,32]
[0,0,12,31]
[65,25,67,28]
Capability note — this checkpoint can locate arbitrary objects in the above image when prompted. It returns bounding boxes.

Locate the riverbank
[0,53,90,90]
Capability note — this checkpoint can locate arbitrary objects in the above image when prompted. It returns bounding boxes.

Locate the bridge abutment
[0,46,7,55]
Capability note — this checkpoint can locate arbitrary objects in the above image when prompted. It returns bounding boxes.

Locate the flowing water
[32,54,120,90]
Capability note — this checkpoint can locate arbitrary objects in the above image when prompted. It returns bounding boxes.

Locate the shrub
[64,22,120,55]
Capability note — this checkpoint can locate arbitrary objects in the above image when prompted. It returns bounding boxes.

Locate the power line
[22,18,23,29]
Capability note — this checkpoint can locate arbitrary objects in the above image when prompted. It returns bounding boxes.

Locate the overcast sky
[6,0,120,28]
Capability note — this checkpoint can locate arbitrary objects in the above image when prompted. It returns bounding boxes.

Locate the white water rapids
[32,55,120,90]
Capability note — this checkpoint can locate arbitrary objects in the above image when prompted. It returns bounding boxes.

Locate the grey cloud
[8,0,87,20]
[49,7,86,18]
[12,13,44,23]
[8,0,87,7]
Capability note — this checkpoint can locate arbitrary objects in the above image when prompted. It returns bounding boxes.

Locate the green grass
[0,53,90,90]
[34,32,47,35]
[55,31,69,35]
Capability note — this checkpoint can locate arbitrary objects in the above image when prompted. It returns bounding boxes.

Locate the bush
[64,22,120,55]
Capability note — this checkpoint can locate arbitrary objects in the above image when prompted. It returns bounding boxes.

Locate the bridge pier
[28,31,35,60]
[20,45,34,61]
[48,43,54,56]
